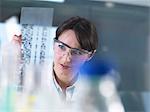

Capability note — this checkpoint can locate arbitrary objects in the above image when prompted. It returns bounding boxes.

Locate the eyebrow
[56,39,74,49]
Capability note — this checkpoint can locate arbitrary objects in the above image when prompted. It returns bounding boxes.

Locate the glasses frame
[53,38,93,56]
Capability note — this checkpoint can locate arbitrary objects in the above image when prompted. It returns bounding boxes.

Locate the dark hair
[56,16,98,52]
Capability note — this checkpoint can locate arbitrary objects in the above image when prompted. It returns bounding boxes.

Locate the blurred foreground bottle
[0,40,20,112]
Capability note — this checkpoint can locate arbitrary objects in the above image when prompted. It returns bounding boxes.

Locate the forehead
[58,30,80,48]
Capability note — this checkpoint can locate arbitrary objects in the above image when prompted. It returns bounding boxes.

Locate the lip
[60,64,71,69]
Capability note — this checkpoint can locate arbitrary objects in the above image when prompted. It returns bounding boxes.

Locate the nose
[63,50,72,62]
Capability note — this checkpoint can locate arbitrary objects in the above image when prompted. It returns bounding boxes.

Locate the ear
[86,50,96,61]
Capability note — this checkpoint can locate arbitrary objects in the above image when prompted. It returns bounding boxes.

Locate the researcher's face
[53,29,90,83]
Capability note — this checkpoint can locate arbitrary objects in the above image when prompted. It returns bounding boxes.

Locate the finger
[13,35,21,41]
[12,35,22,45]
[16,35,22,43]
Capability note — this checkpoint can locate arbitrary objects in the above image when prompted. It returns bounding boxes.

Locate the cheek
[72,58,86,69]
[53,51,61,64]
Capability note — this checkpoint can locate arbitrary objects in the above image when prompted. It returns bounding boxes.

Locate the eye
[71,49,84,56]
[58,44,66,51]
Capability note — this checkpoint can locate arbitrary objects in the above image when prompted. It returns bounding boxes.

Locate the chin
[61,71,72,76]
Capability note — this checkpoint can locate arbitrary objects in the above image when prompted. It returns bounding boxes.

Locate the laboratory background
[0,0,150,112]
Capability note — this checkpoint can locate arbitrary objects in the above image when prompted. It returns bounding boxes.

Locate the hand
[2,34,22,66]
[12,34,22,46]
[1,34,22,84]
[11,35,22,64]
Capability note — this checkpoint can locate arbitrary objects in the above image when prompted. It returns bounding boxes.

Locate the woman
[13,16,99,103]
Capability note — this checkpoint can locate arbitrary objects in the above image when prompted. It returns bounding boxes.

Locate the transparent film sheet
[20,7,54,65]
[18,7,54,91]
